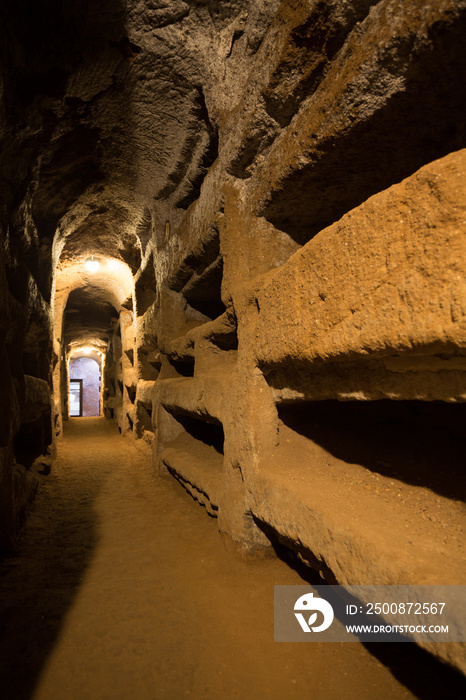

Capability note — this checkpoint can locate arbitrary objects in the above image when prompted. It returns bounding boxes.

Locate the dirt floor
[0,418,464,700]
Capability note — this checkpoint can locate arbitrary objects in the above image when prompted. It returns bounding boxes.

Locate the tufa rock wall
[112,0,466,671]
[0,0,465,672]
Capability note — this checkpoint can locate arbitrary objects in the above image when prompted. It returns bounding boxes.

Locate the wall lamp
[85,256,100,272]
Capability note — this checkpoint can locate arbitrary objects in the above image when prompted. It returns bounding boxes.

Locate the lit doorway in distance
[69,379,83,416]
[69,357,101,417]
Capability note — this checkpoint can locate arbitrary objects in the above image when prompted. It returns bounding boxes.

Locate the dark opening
[167,356,195,377]
[252,515,466,700]
[14,410,52,468]
[126,385,136,404]
[136,402,154,436]
[167,410,224,455]
[183,257,225,321]
[138,347,161,381]
[169,231,220,292]
[277,400,466,502]
[261,21,466,246]
[207,311,238,351]
[135,253,157,316]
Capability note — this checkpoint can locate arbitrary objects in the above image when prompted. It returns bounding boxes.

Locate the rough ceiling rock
[0,7,282,402]
[0,0,280,273]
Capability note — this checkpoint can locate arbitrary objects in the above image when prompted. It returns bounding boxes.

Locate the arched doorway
[69,357,101,417]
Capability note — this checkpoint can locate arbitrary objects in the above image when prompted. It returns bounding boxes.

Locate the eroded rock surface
[0,0,465,676]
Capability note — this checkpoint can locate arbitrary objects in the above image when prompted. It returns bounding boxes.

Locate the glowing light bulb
[85,257,100,272]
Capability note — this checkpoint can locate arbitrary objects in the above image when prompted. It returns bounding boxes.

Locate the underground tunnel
[0,1,465,698]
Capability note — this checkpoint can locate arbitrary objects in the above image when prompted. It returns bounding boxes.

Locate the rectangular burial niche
[202,308,239,352]
[259,12,466,247]
[135,252,157,317]
[138,347,161,381]
[207,323,238,351]
[182,256,225,321]
[125,384,136,404]
[169,229,226,324]
[170,411,224,454]
[135,399,154,437]
[14,407,53,469]
[160,406,225,516]
[277,400,466,502]
[167,354,195,377]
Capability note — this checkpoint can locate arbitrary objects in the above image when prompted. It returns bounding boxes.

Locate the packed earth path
[0,418,458,700]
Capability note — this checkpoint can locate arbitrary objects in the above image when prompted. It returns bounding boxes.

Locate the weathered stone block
[250,150,466,376]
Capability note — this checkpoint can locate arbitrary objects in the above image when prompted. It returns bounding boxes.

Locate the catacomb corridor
[0,1,465,698]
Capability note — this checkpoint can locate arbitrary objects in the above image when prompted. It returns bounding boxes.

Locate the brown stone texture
[0,0,465,677]
[251,150,466,376]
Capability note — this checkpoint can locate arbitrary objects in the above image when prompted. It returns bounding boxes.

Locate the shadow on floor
[0,420,101,700]
[259,523,466,700]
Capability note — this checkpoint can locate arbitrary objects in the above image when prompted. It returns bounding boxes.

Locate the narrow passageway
[1,3,465,695]
[0,418,424,700]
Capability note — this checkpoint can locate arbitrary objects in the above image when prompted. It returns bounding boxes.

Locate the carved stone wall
[0,0,465,672]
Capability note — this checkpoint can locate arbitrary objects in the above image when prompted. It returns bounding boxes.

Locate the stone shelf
[168,310,238,355]
[250,151,466,403]
[160,430,224,516]
[158,373,234,426]
[249,417,466,587]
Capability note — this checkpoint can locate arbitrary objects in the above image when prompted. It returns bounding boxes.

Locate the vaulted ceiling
[0,0,279,346]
